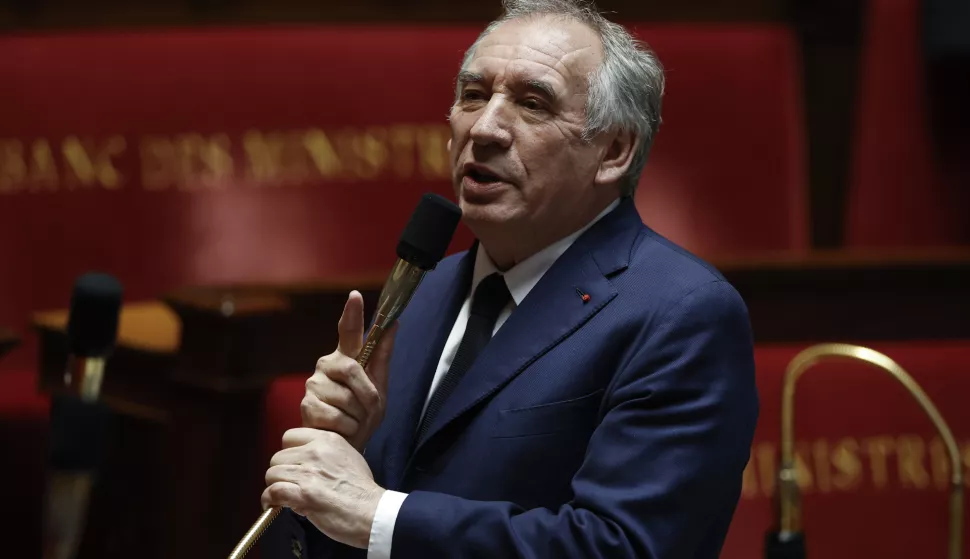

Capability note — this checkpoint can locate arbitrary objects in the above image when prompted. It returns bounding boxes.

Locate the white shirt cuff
[367,490,408,559]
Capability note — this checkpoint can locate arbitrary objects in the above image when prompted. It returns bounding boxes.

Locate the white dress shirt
[366,199,620,559]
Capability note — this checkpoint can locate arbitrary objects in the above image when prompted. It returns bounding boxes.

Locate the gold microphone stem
[66,356,106,401]
[227,337,385,559]
[778,343,963,559]
[228,261,426,559]
[357,324,385,367]
[227,507,281,559]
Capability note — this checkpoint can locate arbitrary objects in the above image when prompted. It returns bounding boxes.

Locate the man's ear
[594,129,637,186]
[447,138,452,151]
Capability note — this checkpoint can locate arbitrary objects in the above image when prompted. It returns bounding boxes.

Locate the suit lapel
[380,246,475,488]
[408,197,643,462]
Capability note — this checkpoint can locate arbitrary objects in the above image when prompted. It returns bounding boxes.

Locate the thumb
[366,321,398,399]
[336,290,365,358]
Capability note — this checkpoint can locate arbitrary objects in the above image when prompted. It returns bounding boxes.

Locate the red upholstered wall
[0,24,808,368]
[630,24,808,258]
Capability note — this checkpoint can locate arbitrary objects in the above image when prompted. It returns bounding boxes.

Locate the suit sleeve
[259,507,346,559]
[389,280,760,559]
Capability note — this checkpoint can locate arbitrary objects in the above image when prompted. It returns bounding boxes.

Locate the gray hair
[454,0,665,196]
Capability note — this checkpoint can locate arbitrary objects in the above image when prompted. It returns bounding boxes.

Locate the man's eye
[522,98,545,111]
[462,90,486,101]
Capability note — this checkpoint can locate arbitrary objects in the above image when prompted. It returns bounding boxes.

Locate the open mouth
[467,168,502,183]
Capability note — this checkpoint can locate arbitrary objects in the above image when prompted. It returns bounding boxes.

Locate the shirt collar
[471,198,620,305]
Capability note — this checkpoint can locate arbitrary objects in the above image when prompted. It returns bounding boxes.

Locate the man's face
[448,16,608,237]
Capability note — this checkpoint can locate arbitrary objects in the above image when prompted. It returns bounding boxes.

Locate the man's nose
[469,96,513,149]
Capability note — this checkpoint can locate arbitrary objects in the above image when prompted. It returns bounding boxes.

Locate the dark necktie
[415,272,511,444]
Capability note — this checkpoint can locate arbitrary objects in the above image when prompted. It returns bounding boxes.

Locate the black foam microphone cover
[66,273,122,357]
[396,193,462,270]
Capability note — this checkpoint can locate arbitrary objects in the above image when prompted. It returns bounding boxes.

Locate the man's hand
[302,290,398,451]
[262,428,385,549]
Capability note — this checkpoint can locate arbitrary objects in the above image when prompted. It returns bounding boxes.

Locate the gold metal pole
[227,507,281,559]
[777,343,963,559]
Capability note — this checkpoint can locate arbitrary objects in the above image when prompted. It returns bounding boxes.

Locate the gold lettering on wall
[757,443,777,497]
[813,439,833,493]
[141,133,234,191]
[794,443,814,493]
[62,135,127,189]
[29,140,58,191]
[388,125,416,178]
[0,124,464,195]
[243,130,311,185]
[831,438,863,491]
[739,436,970,500]
[141,136,177,191]
[242,130,283,183]
[352,128,389,179]
[897,435,930,489]
[741,453,759,499]
[929,438,950,490]
[416,126,450,179]
[865,436,895,490]
[178,133,233,190]
[0,140,26,194]
[302,129,342,178]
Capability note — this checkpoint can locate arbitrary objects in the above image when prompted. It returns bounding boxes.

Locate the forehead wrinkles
[470,42,598,94]
[475,39,569,74]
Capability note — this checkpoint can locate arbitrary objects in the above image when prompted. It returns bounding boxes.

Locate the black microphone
[42,272,122,559]
[358,192,464,363]
[227,192,462,559]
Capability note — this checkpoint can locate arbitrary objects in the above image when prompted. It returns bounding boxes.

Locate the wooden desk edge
[32,301,182,355]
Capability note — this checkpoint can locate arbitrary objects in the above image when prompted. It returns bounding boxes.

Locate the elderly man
[262,1,759,557]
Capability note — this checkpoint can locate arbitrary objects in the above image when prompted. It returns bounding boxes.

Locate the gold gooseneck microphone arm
[776,343,963,559]
[227,259,426,559]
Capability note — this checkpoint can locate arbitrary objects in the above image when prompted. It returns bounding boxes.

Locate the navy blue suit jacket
[264,197,759,559]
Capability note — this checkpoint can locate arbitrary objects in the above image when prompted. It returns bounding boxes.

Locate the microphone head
[396,193,462,270]
[67,273,123,357]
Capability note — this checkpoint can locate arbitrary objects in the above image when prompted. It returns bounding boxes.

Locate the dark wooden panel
[719,250,970,342]
[791,0,864,248]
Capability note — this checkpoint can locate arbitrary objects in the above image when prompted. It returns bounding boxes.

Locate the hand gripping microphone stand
[764,343,964,559]
[227,192,462,559]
